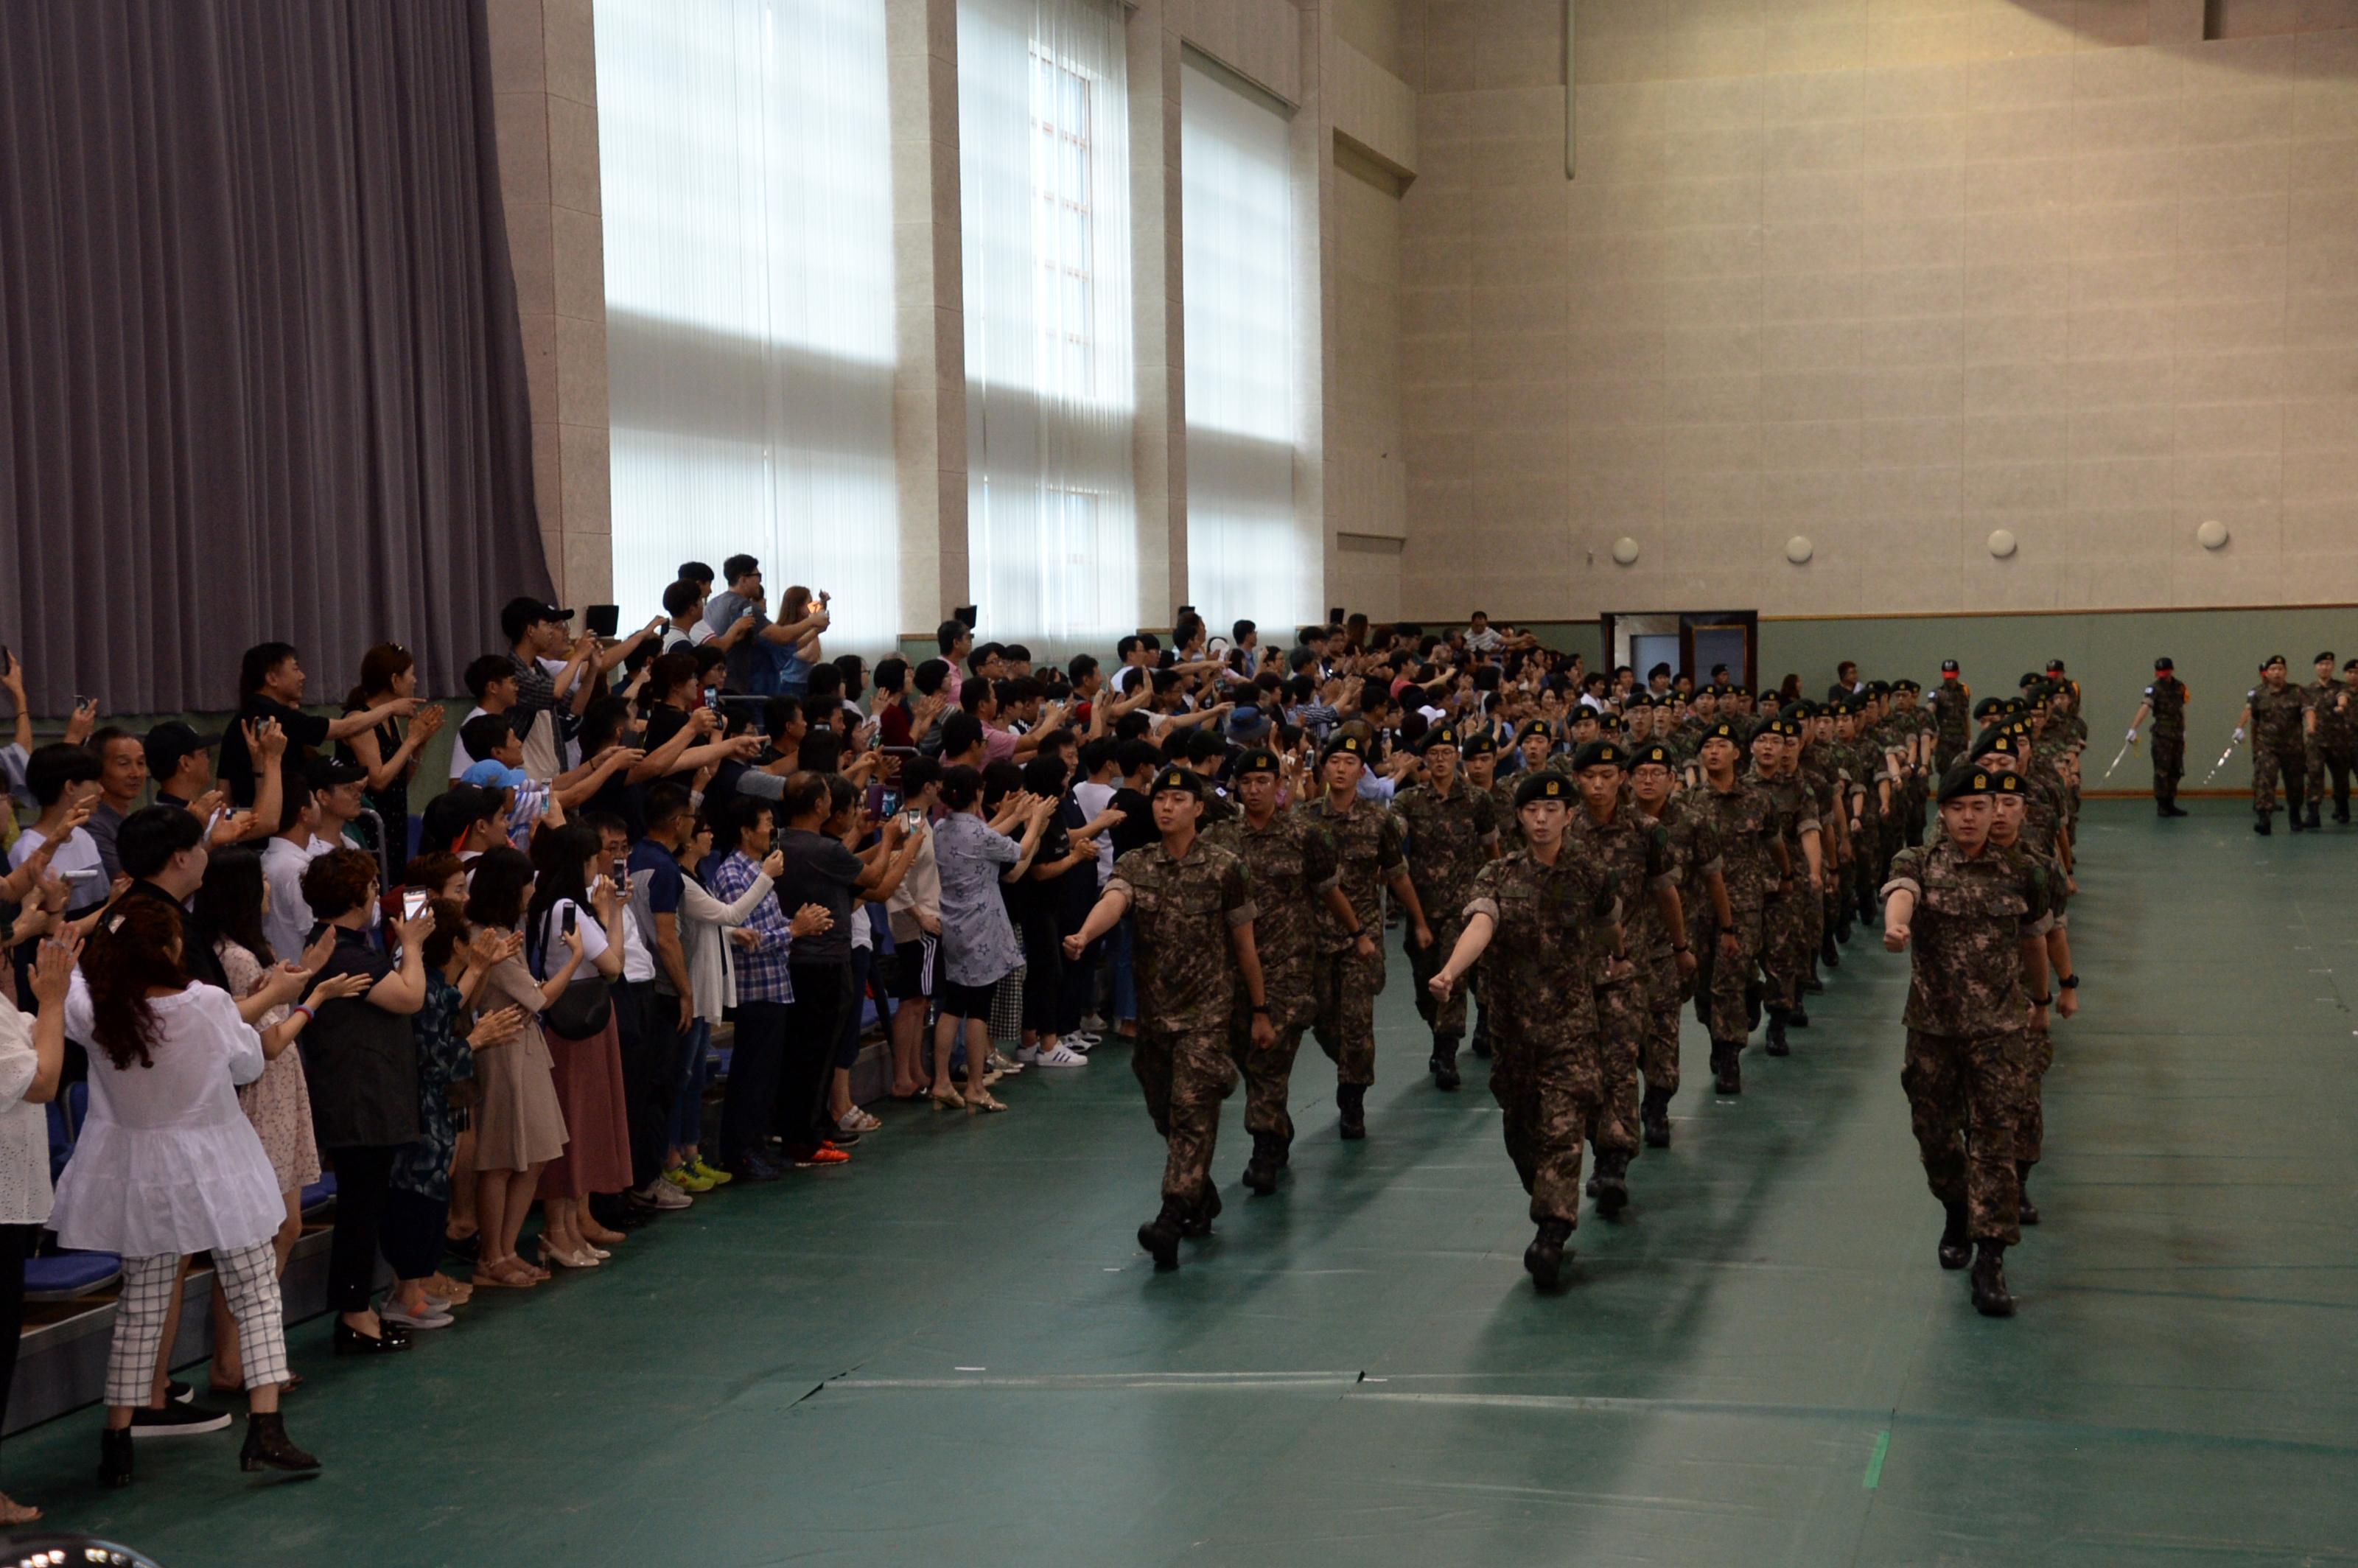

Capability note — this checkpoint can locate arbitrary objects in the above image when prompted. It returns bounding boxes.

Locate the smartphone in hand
[401,888,430,923]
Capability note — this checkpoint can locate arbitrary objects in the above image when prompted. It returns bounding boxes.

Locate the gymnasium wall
[1390,0,2358,626]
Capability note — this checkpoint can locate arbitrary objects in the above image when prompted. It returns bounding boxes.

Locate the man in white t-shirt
[10,743,110,915]
[448,654,522,782]
[262,783,329,962]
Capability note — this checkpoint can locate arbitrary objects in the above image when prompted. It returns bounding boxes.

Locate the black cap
[1973,696,2008,720]
[143,721,222,780]
[1699,720,1742,746]
[1970,727,2021,759]
[1418,724,1462,753]
[2155,657,2174,671]
[1516,719,1554,744]
[1148,766,1203,799]
[2046,659,2066,673]
[2264,653,2287,669]
[1321,732,1369,764]
[1461,729,1497,757]
[1992,771,2026,794]
[307,755,368,790]
[1937,763,1998,804]
[1940,659,1960,674]
[500,595,574,643]
[1631,743,1675,770]
[1233,747,1281,776]
[1572,740,1627,771]
[1514,771,1572,809]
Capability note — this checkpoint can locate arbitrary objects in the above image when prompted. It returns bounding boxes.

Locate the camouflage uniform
[1303,796,1406,1088]
[2247,682,2308,824]
[1883,841,2049,1245]
[2302,677,2347,816]
[1572,806,1673,1161]
[1645,798,1721,1102]
[1107,839,1257,1208]
[1463,850,1618,1225]
[2011,839,2069,1172]
[1931,679,1972,771]
[2144,674,2187,807]
[1753,765,1819,1015]
[1393,779,1499,1046]
[2315,680,2357,819]
[1694,774,1777,1048]
[1206,810,1340,1150]
[1797,743,1839,961]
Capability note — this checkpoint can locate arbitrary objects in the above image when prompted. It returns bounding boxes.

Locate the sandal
[470,1257,539,1288]
[965,1091,1008,1114]
[0,1493,41,1527]
[928,1085,965,1111]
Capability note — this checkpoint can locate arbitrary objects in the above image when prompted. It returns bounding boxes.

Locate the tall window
[959,0,1138,654]
[1182,55,1308,635]
[595,0,900,650]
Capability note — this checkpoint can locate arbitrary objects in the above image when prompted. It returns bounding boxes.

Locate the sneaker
[637,1177,693,1211]
[167,1379,195,1405]
[663,1164,715,1194]
[1030,1042,1089,1068]
[989,1050,1025,1074]
[1079,1012,1108,1033]
[130,1402,234,1439]
[1015,1043,1044,1066]
[836,1108,881,1134]
[783,1144,852,1167]
[1068,1031,1102,1049]
[380,1303,457,1331]
[688,1157,733,1187]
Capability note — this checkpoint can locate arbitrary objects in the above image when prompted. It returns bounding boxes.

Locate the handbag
[545,973,612,1037]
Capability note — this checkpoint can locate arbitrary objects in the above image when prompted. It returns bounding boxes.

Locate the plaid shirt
[709,850,795,1003]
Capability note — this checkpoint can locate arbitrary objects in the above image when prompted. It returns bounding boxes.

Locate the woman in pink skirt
[527,824,631,1267]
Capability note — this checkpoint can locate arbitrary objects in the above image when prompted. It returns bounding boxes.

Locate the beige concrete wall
[1396,0,2358,622]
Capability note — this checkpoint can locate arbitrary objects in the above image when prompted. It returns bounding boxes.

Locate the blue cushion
[24,1250,120,1299]
[300,1174,337,1214]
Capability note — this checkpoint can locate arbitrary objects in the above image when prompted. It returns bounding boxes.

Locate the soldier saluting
[1425,771,1622,1291]
[1881,763,2052,1317]
[1066,766,1273,1271]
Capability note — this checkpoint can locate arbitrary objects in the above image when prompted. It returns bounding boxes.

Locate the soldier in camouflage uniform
[1751,718,1822,1057]
[1793,704,1844,979]
[1931,659,1972,771]
[2301,651,2340,830]
[1303,732,1429,1139]
[1460,729,1514,1060]
[2318,659,2358,824]
[1889,678,1934,847]
[1882,763,2052,1317]
[1066,766,1274,1270]
[1427,770,1622,1290]
[1206,748,1349,1195]
[1568,740,1681,1216]
[2238,654,2309,835]
[1393,724,1500,1091]
[1631,741,1727,1147]
[1514,718,1558,783]
[2126,657,2189,817]
[1694,721,1787,1094]
[1988,770,2077,1231]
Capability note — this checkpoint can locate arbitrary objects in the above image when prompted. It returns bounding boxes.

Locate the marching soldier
[1393,724,1500,1091]
[1204,749,1349,1195]
[1694,721,1788,1094]
[2302,651,2340,831]
[1425,771,1622,1290]
[1303,733,1430,1139]
[2125,657,2189,816]
[1931,659,1972,770]
[2237,655,2309,834]
[1065,766,1273,1270]
[2320,660,2358,824]
[1987,771,2077,1231]
[1463,729,1514,1060]
[1752,718,1822,1057]
[1882,763,2051,1317]
[1631,741,1727,1149]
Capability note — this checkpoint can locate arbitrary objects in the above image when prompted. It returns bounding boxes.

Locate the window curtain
[597,0,900,651]
[958,0,1138,657]
[0,0,548,714]
[1180,55,1309,637]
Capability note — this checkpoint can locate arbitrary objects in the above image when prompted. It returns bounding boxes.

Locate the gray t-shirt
[706,589,770,693]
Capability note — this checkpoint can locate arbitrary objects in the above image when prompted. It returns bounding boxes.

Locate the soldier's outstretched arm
[1882,886,1917,950]
[1063,885,1132,959]
[1430,911,1496,998]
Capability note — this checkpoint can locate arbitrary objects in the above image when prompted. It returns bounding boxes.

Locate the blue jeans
[670,1018,712,1152]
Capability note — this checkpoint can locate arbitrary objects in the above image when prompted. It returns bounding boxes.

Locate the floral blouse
[388,972,473,1201]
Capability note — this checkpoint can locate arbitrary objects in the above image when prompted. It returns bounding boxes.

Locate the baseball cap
[143,721,223,781]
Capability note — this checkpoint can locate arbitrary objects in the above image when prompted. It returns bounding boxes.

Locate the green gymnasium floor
[7,797,2356,1568]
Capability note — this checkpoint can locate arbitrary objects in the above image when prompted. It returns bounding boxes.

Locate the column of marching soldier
[1058,659,2154,1320]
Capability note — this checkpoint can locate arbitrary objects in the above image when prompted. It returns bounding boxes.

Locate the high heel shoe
[929,1085,965,1110]
[239,1412,321,1474]
[965,1091,1007,1114]
[538,1241,600,1270]
[99,1426,133,1489]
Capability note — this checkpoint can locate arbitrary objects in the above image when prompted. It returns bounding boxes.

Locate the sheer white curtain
[1181,55,1309,637]
[958,0,1138,656]
[595,0,900,651]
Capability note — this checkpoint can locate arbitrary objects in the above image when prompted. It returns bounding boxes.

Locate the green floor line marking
[1864,1430,1891,1490]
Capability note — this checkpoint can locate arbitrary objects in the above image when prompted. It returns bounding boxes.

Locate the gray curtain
[0,0,552,715]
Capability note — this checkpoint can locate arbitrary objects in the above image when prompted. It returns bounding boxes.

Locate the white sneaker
[1031,1042,1089,1067]
[1069,1031,1102,1049]
[637,1177,692,1211]
[381,1304,456,1331]
[990,1050,1024,1074]
[1015,1044,1043,1066]
[1079,1013,1108,1033]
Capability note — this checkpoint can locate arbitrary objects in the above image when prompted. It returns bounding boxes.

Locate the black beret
[2154,657,2173,671]
[1232,747,1281,776]
[1865,680,1891,696]
[1149,766,1203,799]
[1631,743,1675,770]
[1895,678,1921,693]
[1460,729,1497,757]
[1625,692,1655,709]
[1516,718,1554,744]
[2263,653,2287,669]
[1572,741,1627,771]
[2317,651,2337,665]
[1992,771,2026,794]
[1595,712,1624,734]
[1320,733,1369,763]
[1514,771,1572,809]
[1418,724,1462,753]
[1937,763,1998,803]
[1970,727,2021,759]
[1973,696,2008,719]
[1699,721,1743,745]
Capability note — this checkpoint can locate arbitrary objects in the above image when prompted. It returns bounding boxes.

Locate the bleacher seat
[32,1082,119,1302]
[300,1174,337,1219]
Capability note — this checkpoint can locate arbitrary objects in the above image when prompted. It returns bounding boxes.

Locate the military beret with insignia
[1516,718,1554,744]
[1992,771,2026,794]
[1625,692,1655,709]
[1973,696,2008,720]
[1418,724,1461,753]
[1595,712,1624,734]
[1149,766,1203,799]
[1937,763,1998,803]
[1572,740,1627,771]
[1233,747,1281,776]
[1699,720,1742,745]
[1754,719,1788,743]
[1514,771,1572,809]
[1320,733,1368,763]
[1460,729,1497,757]
[1894,678,1921,693]
[1632,743,1674,770]
[1970,727,2021,759]
[2263,653,2287,670]
[1866,679,1892,696]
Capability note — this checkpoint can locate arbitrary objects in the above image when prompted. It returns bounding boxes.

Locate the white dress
[0,1004,56,1227]
[50,983,286,1258]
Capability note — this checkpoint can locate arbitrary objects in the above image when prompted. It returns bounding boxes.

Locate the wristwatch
[1250,1004,1270,1015]
[2031,993,2054,1007]
[2058,974,2078,990]
[1671,942,1689,953]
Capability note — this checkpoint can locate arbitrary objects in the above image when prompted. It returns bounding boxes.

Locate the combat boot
[1138,1201,1186,1270]
[1834,908,1853,945]
[1970,1240,2015,1316]
[1743,981,1763,1032]
[2304,803,2321,830]
[2254,815,2272,835]
[1430,1037,1460,1091]
[1471,1023,1493,1059]
[1711,1042,1743,1096]
[1242,1135,1281,1196]
[2015,1161,2039,1226]
[2336,801,2351,825]
[1524,1218,1575,1289]
[1787,1003,1811,1029]
[1937,1202,1970,1270]
[1592,1151,1630,1219]
[1180,1184,1222,1238]
[2289,810,2308,833]
[1821,928,1841,969]
[1337,1082,1367,1140]
[1640,1086,1673,1148]
[1764,1007,1791,1057]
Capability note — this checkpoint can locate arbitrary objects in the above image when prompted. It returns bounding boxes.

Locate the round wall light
[1612,536,1640,566]
[2197,519,2230,550]
[1785,535,1813,564]
[1987,528,2017,559]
